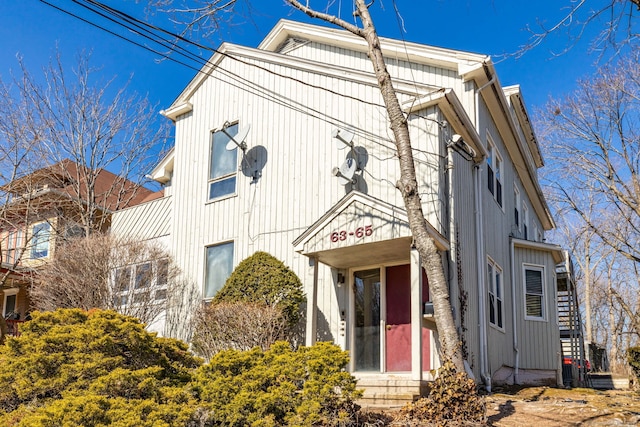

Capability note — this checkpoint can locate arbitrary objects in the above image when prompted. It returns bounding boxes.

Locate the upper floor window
[524,265,545,320]
[486,135,503,207]
[514,187,521,231]
[204,241,234,299]
[209,123,238,200]
[523,204,529,240]
[31,222,51,259]
[487,258,504,329]
[3,229,23,264]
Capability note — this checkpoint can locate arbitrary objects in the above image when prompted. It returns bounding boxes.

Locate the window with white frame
[2,289,18,317]
[487,259,504,329]
[522,204,529,240]
[486,134,503,207]
[208,123,239,200]
[31,222,51,259]
[514,186,521,231]
[113,260,168,307]
[524,265,545,320]
[204,241,234,299]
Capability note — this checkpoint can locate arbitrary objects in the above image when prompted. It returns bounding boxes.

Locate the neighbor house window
[204,241,234,299]
[31,222,51,259]
[486,134,503,207]
[2,289,18,317]
[208,123,238,200]
[487,259,504,329]
[524,265,545,320]
[4,229,23,264]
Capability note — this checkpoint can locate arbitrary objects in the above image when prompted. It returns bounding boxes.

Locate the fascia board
[260,19,487,72]
[474,62,556,230]
[149,148,175,184]
[503,85,544,168]
[512,237,565,264]
[404,88,487,162]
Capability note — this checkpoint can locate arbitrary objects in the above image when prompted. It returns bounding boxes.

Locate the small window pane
[205,242,234,299]
[157,259,169,287]
[525,268,544,318]
[209,176,236,199]
[210,124,238,180]
[135,263,153,289]
[31,223,50,259]
[115,267,132,292]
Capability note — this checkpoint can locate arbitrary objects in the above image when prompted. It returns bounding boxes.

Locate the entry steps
[355,377,429,407]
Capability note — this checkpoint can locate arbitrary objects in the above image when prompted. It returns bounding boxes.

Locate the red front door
[385,264,431,372]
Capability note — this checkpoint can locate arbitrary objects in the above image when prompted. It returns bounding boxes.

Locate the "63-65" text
[330,225,373,242]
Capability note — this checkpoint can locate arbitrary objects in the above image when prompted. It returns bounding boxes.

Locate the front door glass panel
[354,268,381,371]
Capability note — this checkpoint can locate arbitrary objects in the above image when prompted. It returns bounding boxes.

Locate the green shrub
[396,361,486,426]
[0,309,202,426]
[214,251,305,329]
[193,341,362,426]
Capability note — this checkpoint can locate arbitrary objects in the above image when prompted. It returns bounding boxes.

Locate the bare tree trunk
[286,0,464,371]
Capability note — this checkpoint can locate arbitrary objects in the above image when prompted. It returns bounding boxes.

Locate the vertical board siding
[111,196,172,241]
[514,247,560,370]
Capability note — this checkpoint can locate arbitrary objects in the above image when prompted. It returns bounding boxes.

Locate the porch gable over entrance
[293,191,448,268]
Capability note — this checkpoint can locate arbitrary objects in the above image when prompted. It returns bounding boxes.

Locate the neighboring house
[0,159,156,332]
[112,20,575,401]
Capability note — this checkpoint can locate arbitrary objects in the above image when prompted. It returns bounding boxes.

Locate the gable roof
[293,191,448,269]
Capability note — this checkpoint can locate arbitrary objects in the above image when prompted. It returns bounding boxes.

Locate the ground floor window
[524,265,545,320]
[487,258,504,329]
[204,241,234,299]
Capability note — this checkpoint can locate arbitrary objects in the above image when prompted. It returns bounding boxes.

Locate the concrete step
[588,373,629,390]
[355,377,428,408]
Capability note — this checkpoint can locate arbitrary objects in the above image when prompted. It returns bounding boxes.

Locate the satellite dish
[333,157,357,185]
[225,124,252,151]
[332,128,355,150]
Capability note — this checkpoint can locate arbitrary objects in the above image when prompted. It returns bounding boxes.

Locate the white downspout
[475,67,494,392]
[474,163,491,392]
[510,239,520,384]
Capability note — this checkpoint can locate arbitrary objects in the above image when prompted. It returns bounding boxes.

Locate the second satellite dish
[225,123,252,151]
[332,128,355,150]
[333,157,357,185]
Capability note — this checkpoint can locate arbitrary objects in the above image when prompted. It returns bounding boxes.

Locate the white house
[112,20,568,402]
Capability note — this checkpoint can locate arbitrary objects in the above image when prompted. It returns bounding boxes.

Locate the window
[523,204,529,240]
[31,222,51,259]
[486,135,503,207]
[487,259,504,329]
[514,187,521,230]
[135,262,153,289]
[209,123,239,200]
[204,241,234,299]
[2,290,18,317]
[4,229,23,264]
[524,265,545,320]
[113,259,168,306]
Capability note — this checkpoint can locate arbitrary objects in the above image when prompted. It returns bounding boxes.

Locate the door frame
[348,260,408,373]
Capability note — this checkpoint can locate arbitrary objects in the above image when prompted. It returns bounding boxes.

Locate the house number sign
[330,225,373,242]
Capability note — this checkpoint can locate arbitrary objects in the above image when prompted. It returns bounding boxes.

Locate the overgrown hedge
[0,309,360,427]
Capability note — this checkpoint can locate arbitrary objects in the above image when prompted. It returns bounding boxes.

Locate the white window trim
[113,259,170,308]
[487,257,505,332]
[2,288,19,317]
[523,263,547,322]
[207,122,240,202]
[522,204,529,240]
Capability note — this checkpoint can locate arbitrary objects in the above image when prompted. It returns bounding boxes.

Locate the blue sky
[0,1,615,122]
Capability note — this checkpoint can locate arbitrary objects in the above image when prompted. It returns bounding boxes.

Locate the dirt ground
[485,386,640,426]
